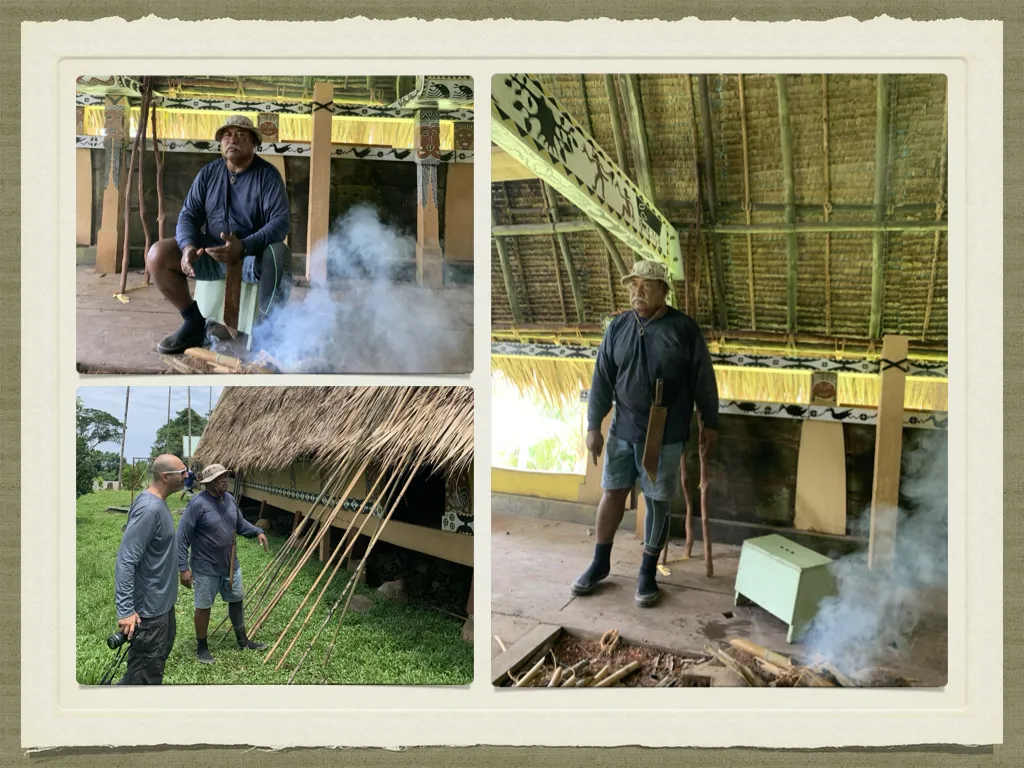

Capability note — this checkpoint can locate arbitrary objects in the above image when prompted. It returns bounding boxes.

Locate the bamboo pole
[539,183,569,324]
[593,660,641,687]
[595,224,629,279]
[543,183,586,323]
[869,74,892,339]
[737,74,756,331]
[697,75,728,329]
[603,75,628,168]
[492,211,524,324]
[620,74,654,198]
[501,182,533,320]
[775,74,799,337]
[491,219,947,238]
[821,74,833,336]
[923,86,948,341]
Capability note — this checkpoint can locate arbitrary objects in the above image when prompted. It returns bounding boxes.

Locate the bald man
[113,454,187,685]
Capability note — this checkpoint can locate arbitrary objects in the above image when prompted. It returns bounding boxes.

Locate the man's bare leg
[571,487,631,595]
[146,238,208,354]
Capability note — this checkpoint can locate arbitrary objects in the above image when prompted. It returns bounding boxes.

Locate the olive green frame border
[1,2,1018,764]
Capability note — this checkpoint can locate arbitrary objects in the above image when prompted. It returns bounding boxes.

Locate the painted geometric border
[576,391,947,430]
[75,135,473,163]
[76,92,474,122]
[492,341,947,377]
[242,481,474,535]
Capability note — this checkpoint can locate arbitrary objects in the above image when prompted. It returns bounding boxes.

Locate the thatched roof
[193,387,473,478]
[491,73,948,352]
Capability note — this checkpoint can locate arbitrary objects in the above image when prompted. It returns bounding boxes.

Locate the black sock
[228,600,244,628]
[180,300,204,329]
[593,542,613,571]
[197,636,208,651]
[637,549,661,595]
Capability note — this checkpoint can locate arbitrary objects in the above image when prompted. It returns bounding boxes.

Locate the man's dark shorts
[118,608,176,685]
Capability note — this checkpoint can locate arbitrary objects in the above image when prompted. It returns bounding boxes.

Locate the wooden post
[76,148,93,246]
[305,81,333,286]
[95,96,130,273]
[415,109,444,289]
[258,113,289,248]
[868,334,909,570]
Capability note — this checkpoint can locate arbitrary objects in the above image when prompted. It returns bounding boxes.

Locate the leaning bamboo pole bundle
[266,453,406,668]
[247,458,370,638]
[318,457,426,673]
[286,454,425,683]
[212,462,347,643]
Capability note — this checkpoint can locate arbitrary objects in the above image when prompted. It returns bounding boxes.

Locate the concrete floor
[76,265,474,374]
[491,510,949,687]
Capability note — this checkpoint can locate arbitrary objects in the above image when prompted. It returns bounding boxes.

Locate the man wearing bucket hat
[572,259,720,607]
[146,114,293,355]
[176,463,270,664]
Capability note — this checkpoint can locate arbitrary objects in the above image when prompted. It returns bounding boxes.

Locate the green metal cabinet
[734,534,837,644]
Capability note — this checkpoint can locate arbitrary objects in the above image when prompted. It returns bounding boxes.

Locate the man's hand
[180,245,201,278]
[118,613,141,640]
[699,427,718,458]
[179,569,194,589]
[256,533,269,552]
[585,430,604,467]
[205,232,244,265]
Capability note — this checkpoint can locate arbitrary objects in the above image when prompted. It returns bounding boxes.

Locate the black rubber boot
[196,638,215,664]
[571,543,612,596]
[234,626,267,651]
[157,302,207,354]
[635,550,661,607]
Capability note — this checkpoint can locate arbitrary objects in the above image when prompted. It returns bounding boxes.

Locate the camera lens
[107,631,128,650]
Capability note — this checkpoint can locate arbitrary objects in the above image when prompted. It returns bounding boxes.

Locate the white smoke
[250,203,472,373]
[800,429,949,677]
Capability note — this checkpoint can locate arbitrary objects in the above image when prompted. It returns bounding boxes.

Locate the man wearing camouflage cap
[146,115,293,355]
[176,463,269,664]
[572,259,720,607]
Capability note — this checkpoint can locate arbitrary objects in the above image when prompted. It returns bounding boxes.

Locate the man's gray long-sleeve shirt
[587,307,720,446]
[175,155,290,258]
[114,491,179,619]
[176,490,264,577]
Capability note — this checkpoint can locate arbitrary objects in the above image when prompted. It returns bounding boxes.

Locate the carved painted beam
[491,74,682,280]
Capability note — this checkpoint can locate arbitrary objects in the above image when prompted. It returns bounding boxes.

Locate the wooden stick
[560,673,577,687]
[118,85,149,295]
[494,635,507,653]
[150,98,166,285]
[593,661,641,687]
[682,452,694,558]
[706,646,765,687]
[137,79,153,286]
[698,418,714,577]
[728,638,794,670]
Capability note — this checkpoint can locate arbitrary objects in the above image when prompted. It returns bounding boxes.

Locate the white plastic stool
[194,279,260,350]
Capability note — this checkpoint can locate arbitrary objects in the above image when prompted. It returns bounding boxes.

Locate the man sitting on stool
[146,115,292,355]
[176,463,269,664]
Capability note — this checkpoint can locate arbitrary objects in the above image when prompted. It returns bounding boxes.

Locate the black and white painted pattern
[492,74,678,275]
[76,135,472,164]
[76,92,473,121]
[491,340,948,378]
[441,479,474,536]
[574,392,946,430]
[392,77,475,110]
[242,480,474,535]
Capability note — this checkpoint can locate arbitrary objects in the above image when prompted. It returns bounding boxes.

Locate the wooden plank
[76,148,93,246]
[223,260,242,330]
[415,109,444,288]
[242,488,473,566]
[794,421,847,535]
[444,162,474,263]
[868,334,909,570]
[491,623,563,685]
[305,81,333,285]
[492,73,682,280]
[95,96,130,273]
[491,145,534,182]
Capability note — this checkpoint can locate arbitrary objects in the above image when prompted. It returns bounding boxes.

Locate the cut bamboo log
[592,664,611,684]
[548,667,563,687]
[593,660,641,687]
[728,638,794,670]
[514,657,547,688]
[706,645,765,687]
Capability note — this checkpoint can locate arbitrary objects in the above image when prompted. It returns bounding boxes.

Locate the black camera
[107,630,129,650]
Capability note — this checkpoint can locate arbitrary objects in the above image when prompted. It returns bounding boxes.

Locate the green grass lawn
[76,490,473,686]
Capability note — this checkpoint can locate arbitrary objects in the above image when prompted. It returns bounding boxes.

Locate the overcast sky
[77,386,223,460]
